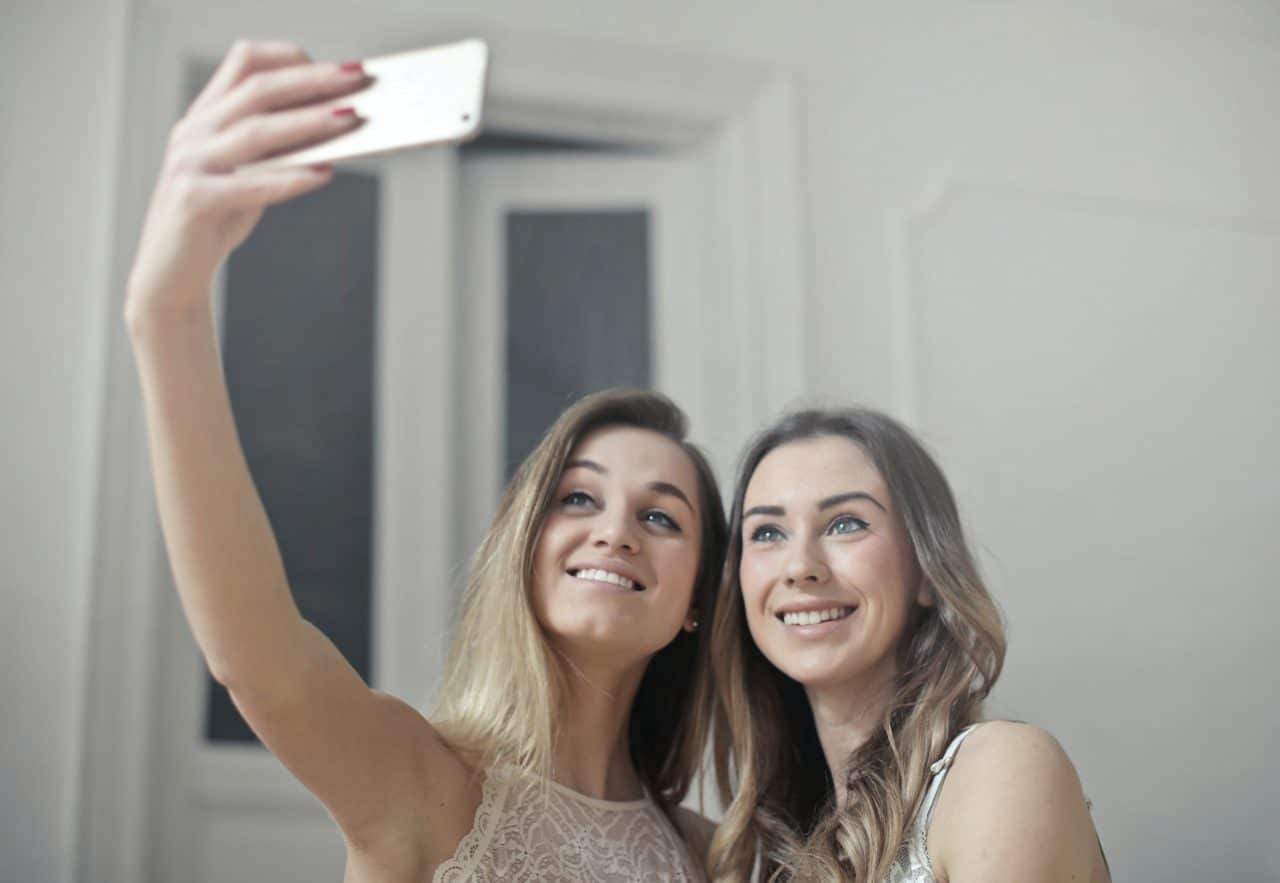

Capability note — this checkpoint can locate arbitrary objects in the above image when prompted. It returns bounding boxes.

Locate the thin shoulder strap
[902,724,984,879]
[920,724,982,830]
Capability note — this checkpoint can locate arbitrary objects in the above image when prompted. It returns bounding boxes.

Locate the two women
[130,39,1107,881]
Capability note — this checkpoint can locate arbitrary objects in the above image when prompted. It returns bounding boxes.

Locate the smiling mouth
[569,568,646,592]
[777,606,856,626]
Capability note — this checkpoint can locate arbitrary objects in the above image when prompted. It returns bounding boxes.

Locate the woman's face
[739,435,930,691]
[531,425,702,665]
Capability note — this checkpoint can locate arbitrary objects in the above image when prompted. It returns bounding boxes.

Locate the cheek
[529,521,564,600]
[738,553,771,602]
[532,514,569,565]
[839,543,915,624]
[737,554,773,628]
[659,541,701,602]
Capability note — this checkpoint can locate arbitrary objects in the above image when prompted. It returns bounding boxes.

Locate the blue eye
[749,524,785,543]
[561,491,595,508]
[643,510,681,532]
[828,515,868,536]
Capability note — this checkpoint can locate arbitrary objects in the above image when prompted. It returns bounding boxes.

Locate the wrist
[124,286,215,344]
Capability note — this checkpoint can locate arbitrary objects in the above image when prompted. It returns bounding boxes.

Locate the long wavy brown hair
[708,408,1006,880]
[432,388,728,809]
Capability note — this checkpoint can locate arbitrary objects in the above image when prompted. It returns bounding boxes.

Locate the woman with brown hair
[708,408,1108,882]
[126,39,726,881]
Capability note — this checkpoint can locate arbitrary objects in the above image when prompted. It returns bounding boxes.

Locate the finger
[211,165,335,212]
[200,103,364,171]
[189,40,311,113]
[205,61,368,132]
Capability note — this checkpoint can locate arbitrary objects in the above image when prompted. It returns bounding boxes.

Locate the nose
[591,512,639,555]
[783,538,830,587]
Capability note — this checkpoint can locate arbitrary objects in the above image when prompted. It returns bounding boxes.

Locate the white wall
[1,1,128,881]
[5,0,1277,881]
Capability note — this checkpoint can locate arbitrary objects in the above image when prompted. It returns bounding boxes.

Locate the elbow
[203,642,269,695]
[205,655,243,692]
[203,621,314,701]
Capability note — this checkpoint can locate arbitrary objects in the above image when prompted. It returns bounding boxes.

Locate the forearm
[129,299,307,691]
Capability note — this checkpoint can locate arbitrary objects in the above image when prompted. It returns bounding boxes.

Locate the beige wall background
[4,1,1278,881]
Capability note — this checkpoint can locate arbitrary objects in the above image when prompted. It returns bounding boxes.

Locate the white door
[455,152,715,556]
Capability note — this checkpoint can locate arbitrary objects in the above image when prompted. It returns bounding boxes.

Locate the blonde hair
[708,408,1006,881]
[432,389,728,807]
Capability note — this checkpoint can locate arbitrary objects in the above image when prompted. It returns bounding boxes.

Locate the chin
[547,615,665,658]
[765,648,855,690]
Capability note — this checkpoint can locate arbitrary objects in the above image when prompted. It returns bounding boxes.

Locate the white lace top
[884,725,981,883]
[432,766,704,882]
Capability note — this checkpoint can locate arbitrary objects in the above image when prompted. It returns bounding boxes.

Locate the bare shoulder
[671,805,717,866]
[929,722,1109,883]
[953,720,1079,788]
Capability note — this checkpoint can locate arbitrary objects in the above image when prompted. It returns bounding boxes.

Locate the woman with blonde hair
[127,39,726,880]
[708,408,1109,882]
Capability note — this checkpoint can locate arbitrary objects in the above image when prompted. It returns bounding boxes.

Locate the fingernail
[338,61,364,74]
[310,164,332,173]
[332,106,358,118]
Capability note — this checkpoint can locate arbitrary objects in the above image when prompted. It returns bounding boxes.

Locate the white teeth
[573,568,636,590]
[780,607,854,627]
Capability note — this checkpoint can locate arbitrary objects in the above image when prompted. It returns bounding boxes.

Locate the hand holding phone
[247,39,488,169]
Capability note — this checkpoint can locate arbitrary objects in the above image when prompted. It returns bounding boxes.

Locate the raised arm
[125,40,470,865]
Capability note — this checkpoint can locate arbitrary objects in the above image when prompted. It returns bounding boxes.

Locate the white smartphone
[250,39,488,170]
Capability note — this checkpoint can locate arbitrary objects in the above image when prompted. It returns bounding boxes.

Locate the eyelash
[749,524,785,543]
[559,491,682,533]
[747,515,869,543]
[643,510,681,532]
[829,514,869,536]
[561,490,596,508]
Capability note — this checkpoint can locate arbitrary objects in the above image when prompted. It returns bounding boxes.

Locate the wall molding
[885,173,1280,424]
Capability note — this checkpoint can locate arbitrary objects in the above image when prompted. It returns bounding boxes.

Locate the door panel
[457,154,708,556]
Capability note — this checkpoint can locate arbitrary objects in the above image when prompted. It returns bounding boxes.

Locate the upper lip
[773,599,858,617]
[567,560,648,590]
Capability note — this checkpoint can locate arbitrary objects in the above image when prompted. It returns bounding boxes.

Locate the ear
[682,608,700,633]
[915,577,936,608]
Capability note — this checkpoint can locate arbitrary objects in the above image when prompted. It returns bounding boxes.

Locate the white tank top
[432,765,704,882]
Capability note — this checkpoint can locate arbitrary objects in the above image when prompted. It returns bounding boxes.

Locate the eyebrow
[649,481,695,513]
[564,459,696,513]
[742,490,887,521]
[819,491,887,513]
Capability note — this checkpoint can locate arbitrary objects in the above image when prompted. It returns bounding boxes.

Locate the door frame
[78,8,804,882]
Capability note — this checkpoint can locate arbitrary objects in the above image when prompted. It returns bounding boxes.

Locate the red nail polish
[332,106,358,118]
[338,61,364,74]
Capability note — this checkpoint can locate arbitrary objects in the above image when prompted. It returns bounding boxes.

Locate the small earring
[684,618,700,633]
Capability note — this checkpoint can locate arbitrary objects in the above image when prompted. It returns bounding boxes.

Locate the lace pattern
[885,811,935,883]
[433,766,702,882]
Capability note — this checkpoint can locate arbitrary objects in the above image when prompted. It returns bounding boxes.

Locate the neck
[550,647,649,801]
[805,662,898,803]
